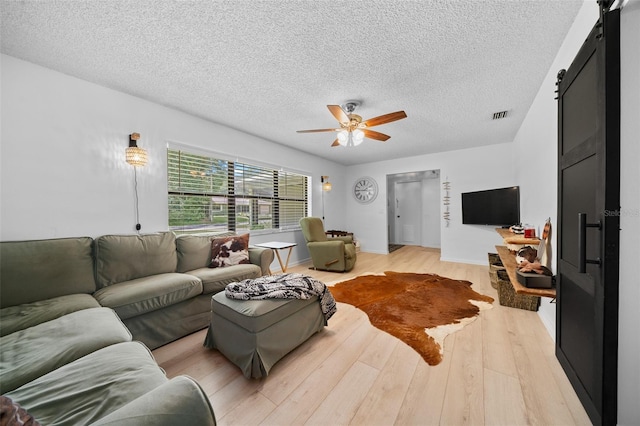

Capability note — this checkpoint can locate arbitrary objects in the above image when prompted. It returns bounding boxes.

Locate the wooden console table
[494,229,556,298]
[325,230,353,238]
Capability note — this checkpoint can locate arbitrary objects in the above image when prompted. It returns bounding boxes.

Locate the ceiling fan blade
[296,128,339,133]
[331,139,340,147]
[362,111,407,127]
[363,129,391,141]
[327,105,349,124]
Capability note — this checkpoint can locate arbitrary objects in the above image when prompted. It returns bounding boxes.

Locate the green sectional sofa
[0,231,274,425]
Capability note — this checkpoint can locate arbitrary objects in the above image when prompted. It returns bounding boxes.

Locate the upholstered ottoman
[204,291,326,378]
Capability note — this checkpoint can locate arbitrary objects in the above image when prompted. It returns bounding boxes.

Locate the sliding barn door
[556,7,620,426]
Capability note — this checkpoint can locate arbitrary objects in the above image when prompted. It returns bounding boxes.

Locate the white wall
[618,1,640,424]
[512,0,599,339]
[0,54,346,270]
[345,142,516,260]
[421,176,441,248]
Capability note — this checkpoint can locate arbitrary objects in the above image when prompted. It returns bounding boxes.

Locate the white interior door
[395,181,422,245]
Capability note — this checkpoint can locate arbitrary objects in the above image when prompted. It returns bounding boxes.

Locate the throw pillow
[0,395,40,426]
[209,233,250,268]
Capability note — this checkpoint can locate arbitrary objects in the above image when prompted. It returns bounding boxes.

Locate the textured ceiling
[1,1,583,166]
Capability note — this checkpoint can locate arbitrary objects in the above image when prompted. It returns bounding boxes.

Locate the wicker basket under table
[496,269,540,311]
[488,253,505,290]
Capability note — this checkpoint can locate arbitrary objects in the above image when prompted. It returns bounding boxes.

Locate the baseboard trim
[439,256,487,266]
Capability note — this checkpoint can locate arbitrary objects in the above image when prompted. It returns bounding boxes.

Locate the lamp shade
[337,130,348,146]
[321,175,332,192]
[126,146,148,166]
[353,129,365,146]
[126,133,148,166]
[337,129,364,147]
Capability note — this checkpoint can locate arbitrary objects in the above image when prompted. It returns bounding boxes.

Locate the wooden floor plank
[439,317,485,425]
[394,345,453,426]
[481,302,519,378]
[218,392,276,426]
[304,361,380,425]
[530,310,593,426]
[207,372,266,419]
[351,342,420,426]
[484,367,529,426]
[356,327,398,370]
[504,307,578,425]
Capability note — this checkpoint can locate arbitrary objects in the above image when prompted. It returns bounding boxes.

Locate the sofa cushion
[176,232,234,273]
[0,237,95,308]
[93,273,203,320]
[5,342,168,426]
[186,264,261,294]
[0,307,132,393]
[91,376,216,426]
[94,232,178,289]
[209,233,250,268]
[0,294,100,337]
[211,291,318,333]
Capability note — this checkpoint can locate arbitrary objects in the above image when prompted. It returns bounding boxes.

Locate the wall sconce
[126,133,148,167]
[126,133,146,232]
[321,176,332,192]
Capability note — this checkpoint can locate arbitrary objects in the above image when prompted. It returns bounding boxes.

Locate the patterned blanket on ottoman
[225,273,337,323]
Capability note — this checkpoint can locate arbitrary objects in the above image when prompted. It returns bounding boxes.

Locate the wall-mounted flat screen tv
[461,186,520,226]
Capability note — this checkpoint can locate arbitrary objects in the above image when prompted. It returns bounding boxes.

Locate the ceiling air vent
[492,110,509,120]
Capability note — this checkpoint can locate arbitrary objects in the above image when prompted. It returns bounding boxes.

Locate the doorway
[387,170,440,251]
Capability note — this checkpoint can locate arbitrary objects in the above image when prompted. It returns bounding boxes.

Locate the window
[168,148,309,234]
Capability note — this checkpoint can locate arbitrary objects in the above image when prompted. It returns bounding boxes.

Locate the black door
[556,7,620,426]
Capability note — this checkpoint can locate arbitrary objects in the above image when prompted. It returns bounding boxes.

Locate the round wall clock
[353,176,378,204]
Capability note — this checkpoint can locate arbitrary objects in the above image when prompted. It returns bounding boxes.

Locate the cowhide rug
[329,271,494,365]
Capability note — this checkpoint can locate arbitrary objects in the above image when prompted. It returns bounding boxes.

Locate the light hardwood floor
[152,246,591,425]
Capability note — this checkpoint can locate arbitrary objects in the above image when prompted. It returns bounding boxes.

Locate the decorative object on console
[442,178,451,227]
[515,246,538,264]
[515,219,554,286]
[209,234,250,268]
[516,269,554,289]
[353,176,378,204]
[536,218,552,267]
[510,224,524,234]
[503,234,541,253]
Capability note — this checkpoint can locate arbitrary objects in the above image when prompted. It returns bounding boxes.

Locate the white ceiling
[1,1,583,166]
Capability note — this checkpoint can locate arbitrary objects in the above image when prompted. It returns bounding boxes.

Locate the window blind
[167,148,308,234]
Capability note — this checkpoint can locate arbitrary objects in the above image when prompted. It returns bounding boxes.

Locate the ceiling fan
[297,101,407,147]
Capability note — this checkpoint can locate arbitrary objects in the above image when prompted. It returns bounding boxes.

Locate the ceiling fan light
[337,130,348,146]
[353,129,365,145]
